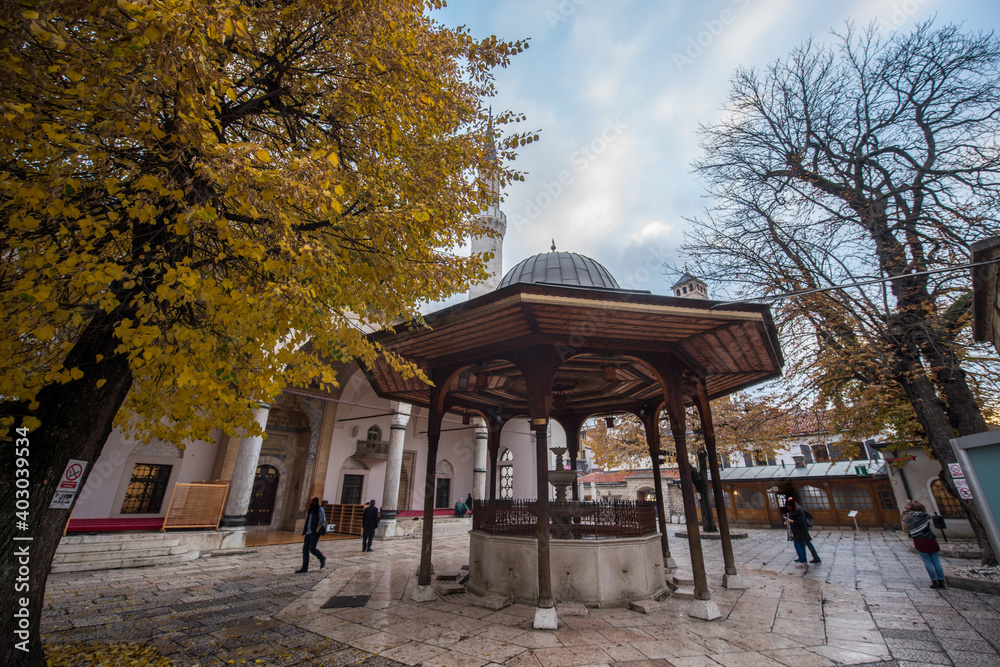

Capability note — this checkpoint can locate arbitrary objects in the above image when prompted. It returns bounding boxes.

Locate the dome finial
[551,239,557,252]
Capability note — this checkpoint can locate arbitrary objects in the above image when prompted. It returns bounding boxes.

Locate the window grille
[121,464,172,514]
[931,480,963,518]
[499,448,513,500]
[341,474,364,505]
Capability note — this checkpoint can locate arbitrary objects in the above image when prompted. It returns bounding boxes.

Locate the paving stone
[39,528,1000,667]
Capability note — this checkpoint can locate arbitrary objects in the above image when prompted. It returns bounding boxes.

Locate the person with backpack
[902,500,946,589]
[785,496,821,566]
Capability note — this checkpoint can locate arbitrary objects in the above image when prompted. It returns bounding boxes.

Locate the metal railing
[472,499,657,539]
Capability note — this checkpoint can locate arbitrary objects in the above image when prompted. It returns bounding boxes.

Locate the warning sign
[948,463,964,479]
[953,478,973,500]
[58,461,85,490]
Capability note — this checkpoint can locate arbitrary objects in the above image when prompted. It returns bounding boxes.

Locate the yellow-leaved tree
[0,1,531,662]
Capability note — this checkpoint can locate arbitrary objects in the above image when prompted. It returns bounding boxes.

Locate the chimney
[792,455,806,469]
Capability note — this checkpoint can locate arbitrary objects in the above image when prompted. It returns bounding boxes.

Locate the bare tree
[687,21,1000,564]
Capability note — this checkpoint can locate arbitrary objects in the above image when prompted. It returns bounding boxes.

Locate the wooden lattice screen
[162,482,230,531]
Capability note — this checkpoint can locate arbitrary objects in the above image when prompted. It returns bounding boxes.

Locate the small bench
[66,518,165,533]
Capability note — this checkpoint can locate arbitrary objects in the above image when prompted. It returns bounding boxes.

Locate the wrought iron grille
[472,499,657,539]
[120,463,172,514]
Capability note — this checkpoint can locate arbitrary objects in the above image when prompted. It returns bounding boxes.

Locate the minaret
[672,269,709,299]
[468,117,506,300]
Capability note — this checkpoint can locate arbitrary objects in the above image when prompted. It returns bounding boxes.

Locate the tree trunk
[893,353,998,566]
[1,322,133,665]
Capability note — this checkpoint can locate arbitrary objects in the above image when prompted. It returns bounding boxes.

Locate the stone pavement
[42,527,1000,666]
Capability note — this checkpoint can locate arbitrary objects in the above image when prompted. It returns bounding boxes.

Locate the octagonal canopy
[362,280,783,418]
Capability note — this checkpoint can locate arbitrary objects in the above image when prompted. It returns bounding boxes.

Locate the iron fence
[472,499,657,539]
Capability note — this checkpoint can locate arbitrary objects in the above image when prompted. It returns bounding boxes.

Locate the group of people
[296,497,382,572]
[298,493,946,590]
[782,495,945,589]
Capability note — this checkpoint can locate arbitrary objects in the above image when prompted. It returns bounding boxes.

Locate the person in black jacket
[295,497,326,573]
[361,499,379,552]
[902,500,946,589]
[785,497,821,566]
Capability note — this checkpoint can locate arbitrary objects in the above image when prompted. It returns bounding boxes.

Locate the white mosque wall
[72,427,218,519]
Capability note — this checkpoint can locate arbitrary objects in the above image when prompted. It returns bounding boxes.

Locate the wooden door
[246,465,279,526]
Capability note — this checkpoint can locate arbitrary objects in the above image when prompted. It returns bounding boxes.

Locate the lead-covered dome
[498,251,620,290]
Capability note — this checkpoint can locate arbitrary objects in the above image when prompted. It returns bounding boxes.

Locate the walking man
[785,497,821,566]
[295,497,326,573]
[361,499,379,552]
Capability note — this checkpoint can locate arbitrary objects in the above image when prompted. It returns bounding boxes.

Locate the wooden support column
[693,382,744,590]
[533,419,553,608]
[642,404,676,570]
[513,346,560,630]
[662,357,720,620]
[412,377,447,602]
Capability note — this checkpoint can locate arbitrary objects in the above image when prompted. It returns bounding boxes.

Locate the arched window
[797,485,830,510]
[499,448,514,500]
[733,488,763,510]
[366,425,382,442]
[931,479,963,518]
[832,484,873,511]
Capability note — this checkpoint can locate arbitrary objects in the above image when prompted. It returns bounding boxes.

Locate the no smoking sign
[57,459,87,491]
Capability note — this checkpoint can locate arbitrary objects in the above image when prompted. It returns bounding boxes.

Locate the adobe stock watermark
[545,0,585,29]
[673,0,752,73]
[877,0,931,32]
[512,116,628,234]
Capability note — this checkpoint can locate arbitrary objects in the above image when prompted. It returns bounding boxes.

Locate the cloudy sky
[429,0,1000,303]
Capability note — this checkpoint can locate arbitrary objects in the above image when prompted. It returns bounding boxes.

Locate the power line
[710,258,1000,308]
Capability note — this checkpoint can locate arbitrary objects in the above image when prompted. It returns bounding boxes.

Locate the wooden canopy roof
[361,281,783,419]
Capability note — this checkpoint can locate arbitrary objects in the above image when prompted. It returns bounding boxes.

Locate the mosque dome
[498,249,620,290]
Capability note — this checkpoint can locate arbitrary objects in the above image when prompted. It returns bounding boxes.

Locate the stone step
[434,582,466,596]
[672,572,694,587]
[470,593,510,610]
[53,544,190,564]
[628,599,669,614]
[49,549,200,574]
[671,587,696,600]
[55,538,182,553]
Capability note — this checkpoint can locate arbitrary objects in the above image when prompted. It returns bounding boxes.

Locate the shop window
[797,485,830,510]
[733,488,764,510]
[931,479,963,518]
[832,484,873,511]
[708,490,733,510]
[120,464,172,514]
